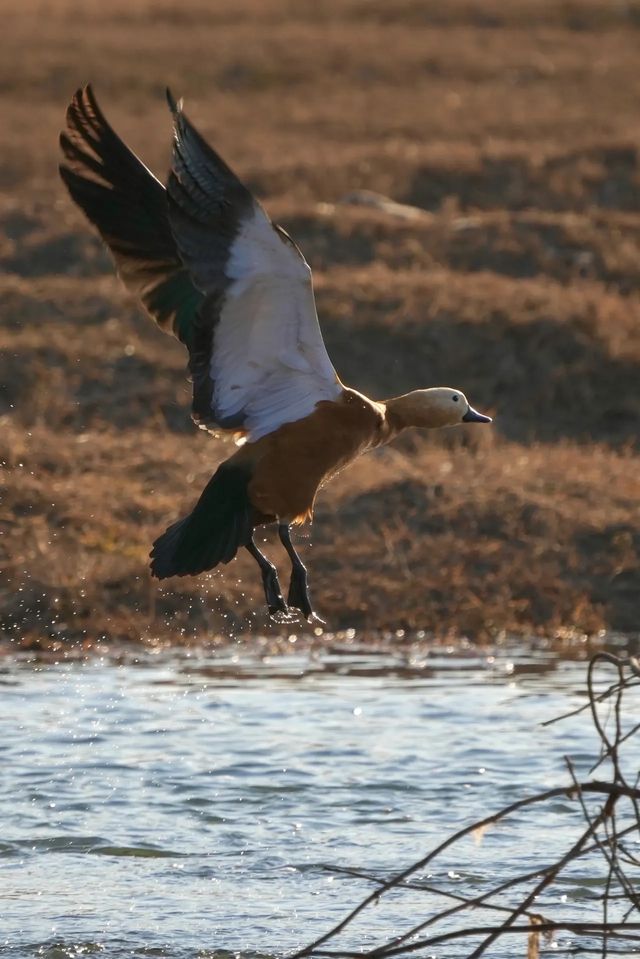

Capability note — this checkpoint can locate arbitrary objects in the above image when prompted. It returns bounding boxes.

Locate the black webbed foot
[279,525,326,625]
[287,566,312,620]
[269,607,301,624]
[245,538,293,620]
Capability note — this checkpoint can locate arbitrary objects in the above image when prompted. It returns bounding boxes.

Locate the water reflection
[1,643,637,959]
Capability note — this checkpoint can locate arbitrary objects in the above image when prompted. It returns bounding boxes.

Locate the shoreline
[1,624,636,665]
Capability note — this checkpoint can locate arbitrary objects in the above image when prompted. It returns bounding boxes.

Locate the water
[1,644,638,958]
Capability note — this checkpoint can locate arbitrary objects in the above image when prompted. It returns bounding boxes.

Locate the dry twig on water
[292,653,640,959]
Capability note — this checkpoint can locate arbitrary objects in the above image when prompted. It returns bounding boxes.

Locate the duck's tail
[150,463,255,578]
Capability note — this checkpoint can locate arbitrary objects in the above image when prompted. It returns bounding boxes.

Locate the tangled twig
[291,653,640,959]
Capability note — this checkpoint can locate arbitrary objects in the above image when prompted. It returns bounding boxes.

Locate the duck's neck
[383,390,452,434]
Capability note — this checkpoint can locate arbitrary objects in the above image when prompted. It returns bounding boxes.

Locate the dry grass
[1,0,639,648]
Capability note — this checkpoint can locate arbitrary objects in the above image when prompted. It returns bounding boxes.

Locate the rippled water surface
[1,644,638,958]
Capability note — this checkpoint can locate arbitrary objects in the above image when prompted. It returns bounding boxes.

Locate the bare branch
[293,655,640,959]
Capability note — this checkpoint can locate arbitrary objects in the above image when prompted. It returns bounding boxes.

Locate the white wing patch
[211,202,341,441]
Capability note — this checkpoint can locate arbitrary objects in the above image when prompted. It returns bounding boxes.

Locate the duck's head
[385,388,492,431]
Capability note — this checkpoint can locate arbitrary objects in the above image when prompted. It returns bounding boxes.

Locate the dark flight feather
[164,93,256,432]
[59,84,202,347]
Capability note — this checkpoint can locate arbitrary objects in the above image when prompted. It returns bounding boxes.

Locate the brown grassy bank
[1,0,639,649]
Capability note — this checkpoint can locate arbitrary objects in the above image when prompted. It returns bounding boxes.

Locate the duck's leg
[245,536,292,620]
[278,524,325,624]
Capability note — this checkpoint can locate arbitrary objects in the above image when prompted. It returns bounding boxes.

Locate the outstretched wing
[59,86,341,441]
[166,93,341,441]
[59,85,203,347]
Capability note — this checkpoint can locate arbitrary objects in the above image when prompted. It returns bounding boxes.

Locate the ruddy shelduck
[59,86,492,623]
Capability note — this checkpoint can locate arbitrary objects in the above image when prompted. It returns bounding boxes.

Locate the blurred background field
[1,0,639,648]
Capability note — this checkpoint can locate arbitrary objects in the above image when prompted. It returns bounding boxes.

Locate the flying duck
[59,86,492,624]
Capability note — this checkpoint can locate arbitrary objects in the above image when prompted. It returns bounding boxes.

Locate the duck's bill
[463,406,492,423]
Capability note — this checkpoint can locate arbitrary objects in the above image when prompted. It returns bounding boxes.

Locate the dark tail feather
[150,463,254,579]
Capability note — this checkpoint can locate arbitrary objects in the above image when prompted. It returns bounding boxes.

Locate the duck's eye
[452,395,459,403]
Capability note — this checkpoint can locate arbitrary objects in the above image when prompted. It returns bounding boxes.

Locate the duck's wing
[166,93,341,441]
[59,85,203,347]
[60,86,341,443]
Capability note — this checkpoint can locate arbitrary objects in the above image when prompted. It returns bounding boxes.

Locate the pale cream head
[385,387,492,431]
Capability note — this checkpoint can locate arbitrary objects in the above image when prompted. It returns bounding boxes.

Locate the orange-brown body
[148,383,488,591]
[233,388,390,525]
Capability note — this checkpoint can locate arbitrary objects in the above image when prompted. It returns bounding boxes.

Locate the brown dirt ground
[1,0,639,651]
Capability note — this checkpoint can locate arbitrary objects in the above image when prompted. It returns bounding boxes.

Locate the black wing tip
[66,83,92,118]
[58,160,71,184]
[166,87,183,116]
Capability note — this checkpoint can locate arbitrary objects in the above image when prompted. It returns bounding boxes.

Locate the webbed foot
[287,568,325,625]
[269,607,301,624]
